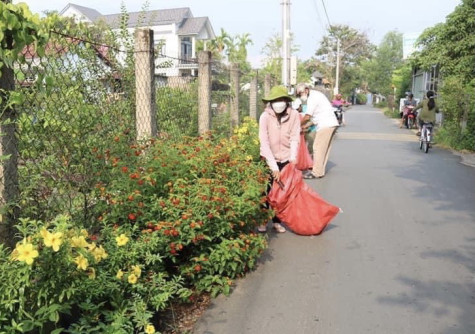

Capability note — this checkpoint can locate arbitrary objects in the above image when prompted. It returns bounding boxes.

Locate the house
[59,3,216,78]
[18,37,118,94]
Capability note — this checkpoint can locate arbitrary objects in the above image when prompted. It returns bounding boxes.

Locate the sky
[13,0,461,68]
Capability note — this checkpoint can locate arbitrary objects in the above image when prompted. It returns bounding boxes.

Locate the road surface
[194,105,475,334]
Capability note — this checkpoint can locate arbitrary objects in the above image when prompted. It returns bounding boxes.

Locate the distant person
[295,83,339,179]
[292,99,313,171]
[413,90,439,136]
[400,93,417,128]
[302,103,316,155]
[331,93,350,125]
[331,93,350,107]
[258,85,300,233]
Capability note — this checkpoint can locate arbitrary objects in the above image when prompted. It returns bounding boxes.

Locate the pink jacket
[259,105,300,171]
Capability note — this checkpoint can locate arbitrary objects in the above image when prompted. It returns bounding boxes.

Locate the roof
[60,3,102,21]
[60,4,214,38]
[100,7,193,28]
[312,71,324,78]
[21,38,113,66]
[178,17,210,36]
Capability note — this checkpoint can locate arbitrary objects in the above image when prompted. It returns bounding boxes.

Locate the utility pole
[281,0,291,88]
[333,38,340,95]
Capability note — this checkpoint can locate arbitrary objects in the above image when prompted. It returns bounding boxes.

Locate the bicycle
[419,122,433,153]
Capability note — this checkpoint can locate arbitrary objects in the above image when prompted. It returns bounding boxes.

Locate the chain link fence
[1,27,275,245]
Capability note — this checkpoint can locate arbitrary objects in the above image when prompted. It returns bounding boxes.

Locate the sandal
[257,225,267,233]
[273,223,286,233]
[303,172,317,179]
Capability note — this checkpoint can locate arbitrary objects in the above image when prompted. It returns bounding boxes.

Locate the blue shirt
[302,105,316,133]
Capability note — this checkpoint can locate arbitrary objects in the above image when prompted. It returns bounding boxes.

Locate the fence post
[249,70,258,120]
[135,29,157,140]
[230,63,240,129]
[264,74,271,98]
[198,51,212,134]
[0,47,19,248]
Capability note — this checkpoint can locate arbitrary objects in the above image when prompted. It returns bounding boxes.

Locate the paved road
[194,105,475,334]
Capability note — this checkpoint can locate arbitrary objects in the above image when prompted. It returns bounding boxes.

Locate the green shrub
[155,84,199,139]
[356,93,367,105]
[0,118,270,332]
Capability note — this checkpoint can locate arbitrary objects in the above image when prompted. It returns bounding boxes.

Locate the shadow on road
[378,146,475,333]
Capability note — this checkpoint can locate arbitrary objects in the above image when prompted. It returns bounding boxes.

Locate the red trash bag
[268,164,340,235]
[295,133,313,171]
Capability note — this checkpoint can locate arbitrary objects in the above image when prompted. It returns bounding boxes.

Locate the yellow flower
[116,234,129,246]
[74,254,89,271]
[131,265,141,277]
[128,273,138,284]
[10,248,19,261]
[80,229,89,237]
[40,228,49,239]
[116,269,124,279]
[42,230,63,252]
[70,235,88,248]
[87,267,96,279]
[145,324,156,334]
[15,242,39,265]
[245,155,253,162]
[92,245,108,262]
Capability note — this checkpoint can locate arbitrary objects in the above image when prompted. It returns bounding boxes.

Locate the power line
[311,0,327,32]
[320,0,332,28]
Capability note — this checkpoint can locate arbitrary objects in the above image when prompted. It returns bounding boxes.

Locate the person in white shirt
[295,83,339,179]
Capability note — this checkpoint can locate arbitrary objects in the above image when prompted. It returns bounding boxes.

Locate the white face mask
[271,101,288,114]
[299,94,308,102]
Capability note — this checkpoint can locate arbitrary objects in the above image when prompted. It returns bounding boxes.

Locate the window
[181,37,192,60]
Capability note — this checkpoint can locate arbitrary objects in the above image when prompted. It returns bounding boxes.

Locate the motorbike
[333,105,344,125]
[404,105,416,129]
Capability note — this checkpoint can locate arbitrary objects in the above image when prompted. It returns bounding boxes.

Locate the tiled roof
[60,4,212,36]
[177,17,209,35]
[60,3,102,21]
[98,7,193,29]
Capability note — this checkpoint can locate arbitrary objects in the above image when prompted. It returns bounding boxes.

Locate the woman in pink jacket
[257,86,301,233]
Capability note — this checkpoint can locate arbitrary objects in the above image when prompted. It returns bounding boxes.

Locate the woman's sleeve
[289,111,301,162]
[413,101,423,111]
[259,113,279,171]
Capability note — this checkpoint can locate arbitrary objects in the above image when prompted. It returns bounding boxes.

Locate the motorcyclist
[331,94,349,125]
[413,90,439,136]
[331,94,350,107]
[400,93,417,128]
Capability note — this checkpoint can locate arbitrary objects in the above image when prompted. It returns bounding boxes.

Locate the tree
[316,24,374,96]
[260,32,299,84]
[413,0,475,82]
[260,33,282,81]
[411,0,475,150]
[366,31,403,96]
[236,33,253,63]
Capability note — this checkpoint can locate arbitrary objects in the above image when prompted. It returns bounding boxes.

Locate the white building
[60,3,216,78]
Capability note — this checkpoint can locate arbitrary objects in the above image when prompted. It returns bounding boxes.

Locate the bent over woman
[258,86,300,233]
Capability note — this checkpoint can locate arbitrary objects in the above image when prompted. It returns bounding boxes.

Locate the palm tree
[236,33,253,62]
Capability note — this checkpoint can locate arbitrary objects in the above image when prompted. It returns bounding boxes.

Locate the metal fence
[0,27,276,245]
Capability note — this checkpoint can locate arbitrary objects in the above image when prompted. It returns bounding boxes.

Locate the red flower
[128,213,136,220]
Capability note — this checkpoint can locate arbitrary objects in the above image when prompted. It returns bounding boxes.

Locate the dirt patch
[159,293,211,333]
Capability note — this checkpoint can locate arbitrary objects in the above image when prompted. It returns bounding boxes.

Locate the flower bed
[0,118,272,333]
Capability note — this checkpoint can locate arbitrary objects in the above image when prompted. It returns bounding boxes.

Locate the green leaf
[50,329,64,334]
[6,13,19,30]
